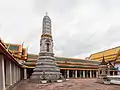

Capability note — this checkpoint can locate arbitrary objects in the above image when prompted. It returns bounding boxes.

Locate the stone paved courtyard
[11,79,120,90]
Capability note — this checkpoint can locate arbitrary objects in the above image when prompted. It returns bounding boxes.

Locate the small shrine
[97,56,108,83]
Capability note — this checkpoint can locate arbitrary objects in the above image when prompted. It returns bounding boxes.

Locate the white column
[96,70,98,78]
[18,67,19,81]
[10,61,12,85]
[17,67,19,81]
[83,70,85,78]
[6,60,12,86]
[18,67,20,81]
[90,70,92,78]
[11,62,15,84]
[75,70,77,78]
[16,66,18,82]
[18,68,20,81]
[17,67,19,82]
[113,71,115,75]
[20,68,21,80]
[16,66,17,82]
[67,70,69,78]
[0,55,5,90]
[16,65,18,82]
[24,68,27,79]
[14,64,16,83]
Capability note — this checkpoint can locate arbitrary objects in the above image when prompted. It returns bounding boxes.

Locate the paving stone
[11,79,120,90]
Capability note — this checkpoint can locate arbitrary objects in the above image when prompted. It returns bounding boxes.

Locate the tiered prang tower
[30,13,63,83]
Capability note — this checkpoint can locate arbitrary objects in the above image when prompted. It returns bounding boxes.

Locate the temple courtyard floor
[10,79,120,90]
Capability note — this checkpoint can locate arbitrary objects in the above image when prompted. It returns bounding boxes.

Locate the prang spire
[42,12,51,35]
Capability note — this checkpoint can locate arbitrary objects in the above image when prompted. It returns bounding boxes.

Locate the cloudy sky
[0,0,120,58]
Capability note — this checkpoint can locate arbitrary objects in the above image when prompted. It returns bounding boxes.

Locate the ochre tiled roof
[90,46,120,62]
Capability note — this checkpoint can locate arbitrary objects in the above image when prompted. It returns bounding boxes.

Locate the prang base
[30,52,64,83]
[30,73,63,83]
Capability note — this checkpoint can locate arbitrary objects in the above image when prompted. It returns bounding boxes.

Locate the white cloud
[1,0,120,58]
